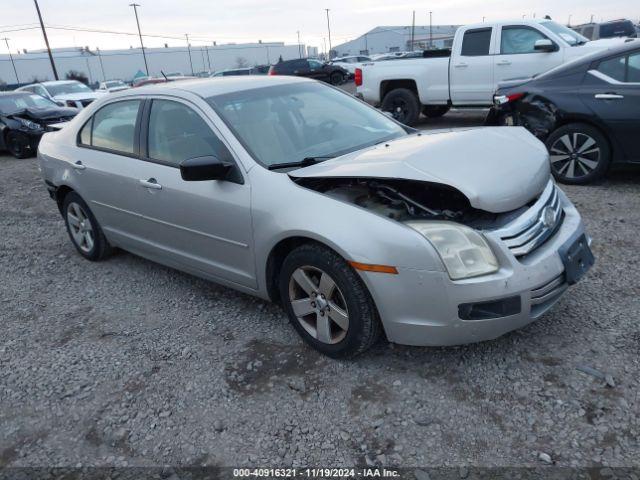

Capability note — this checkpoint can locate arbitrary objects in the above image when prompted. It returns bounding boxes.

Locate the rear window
[461,28,492,56]
[599,21,635,38]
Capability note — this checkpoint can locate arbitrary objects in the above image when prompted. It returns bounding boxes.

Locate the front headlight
[17,118,43,130]
[405,221,499,280]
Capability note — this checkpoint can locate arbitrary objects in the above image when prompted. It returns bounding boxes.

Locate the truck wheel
[545,123,611,185]
[381,88,420,126]
[422,105,450,118]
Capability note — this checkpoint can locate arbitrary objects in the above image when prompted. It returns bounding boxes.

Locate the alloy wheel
[66,202,95,253]
[388,98,409,122]
[288,266,349,344]
[549,132,601,180]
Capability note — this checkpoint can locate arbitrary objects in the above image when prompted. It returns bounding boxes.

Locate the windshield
[541,21,589,45]
[207,82,407,168]
[46,82,93,96]
[0,94,58,114]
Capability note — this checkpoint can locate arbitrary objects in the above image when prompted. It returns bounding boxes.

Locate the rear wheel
[279,243,382,358]
[422,105,450,118]
[62,192,113,261]
[6,131,32,159]
[381,88,420,126]
[545,123,611,184]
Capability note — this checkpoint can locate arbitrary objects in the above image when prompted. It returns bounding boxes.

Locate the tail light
[493,92,525,105]
[354,68,362,86]
[268,67,276,76]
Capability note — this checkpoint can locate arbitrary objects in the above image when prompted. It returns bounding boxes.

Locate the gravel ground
[1,115,639,471]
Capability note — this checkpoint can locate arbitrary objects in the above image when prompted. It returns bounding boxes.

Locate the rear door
[494,25,563,84]
[449,26,495,105]
[582,50,640,161]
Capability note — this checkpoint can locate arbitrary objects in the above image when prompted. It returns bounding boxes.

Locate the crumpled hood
[290,127,550,213]
[8,106,78,121]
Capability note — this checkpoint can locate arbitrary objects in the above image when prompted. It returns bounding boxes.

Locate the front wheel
[279,243,382,358]
[6,131,33,159]
[330,72,344,85]
[422,105,450,118]
[545,123,611,185]
[381,88,420,126]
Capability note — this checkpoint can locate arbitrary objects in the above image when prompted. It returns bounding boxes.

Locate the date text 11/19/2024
[233,467,401,477]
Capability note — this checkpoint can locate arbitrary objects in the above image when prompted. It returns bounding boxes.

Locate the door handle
[497,60,512,66]
[139,178,162,190]
[454,63,468,68]
[72,161,86,170]
[594,93,624,100]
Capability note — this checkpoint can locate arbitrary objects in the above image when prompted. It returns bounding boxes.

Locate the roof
[116,75,308,99]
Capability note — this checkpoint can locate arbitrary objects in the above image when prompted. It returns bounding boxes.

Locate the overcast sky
[1,0,638,53]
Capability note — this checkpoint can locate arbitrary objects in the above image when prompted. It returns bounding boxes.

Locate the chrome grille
[496,182,564,257]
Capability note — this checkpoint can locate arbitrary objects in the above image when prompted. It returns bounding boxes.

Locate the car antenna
[160,70,168,80]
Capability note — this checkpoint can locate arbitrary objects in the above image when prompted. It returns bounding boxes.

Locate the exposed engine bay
[294,177,530,228]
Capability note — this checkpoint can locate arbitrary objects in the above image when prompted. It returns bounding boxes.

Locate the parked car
[487,41,640,184]
[573,19,638,41]
[331,56,372,75]
[38,76,593,357]
[0,91,77,158]
[211,68,253,77]
[356,19,630,125]
[98,80,130,93]
[17,80,105,109]
[268,59,348,85]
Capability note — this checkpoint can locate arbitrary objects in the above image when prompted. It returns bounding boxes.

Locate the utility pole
[33,0,58,80]
[96,47,106,81]
[185,34,193,75]
[2,38,20,84]
[410,11,415,51]
[325,9,332,60]
[322,37,327,60]
[567,14,572,26]
[205,46,211,71]
[129,3,149,76]
[297,31,302,58]
[429,11,433,50]
[482,16,486,23]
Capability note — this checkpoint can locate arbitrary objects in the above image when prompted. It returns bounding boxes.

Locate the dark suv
[268,59,348,85]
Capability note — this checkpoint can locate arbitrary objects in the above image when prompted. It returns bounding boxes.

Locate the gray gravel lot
[1,111,639,470]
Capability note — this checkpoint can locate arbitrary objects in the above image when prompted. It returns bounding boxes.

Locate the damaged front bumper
[357,186,593,346]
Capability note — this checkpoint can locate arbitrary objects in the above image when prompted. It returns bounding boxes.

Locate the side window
[91,100,141,154]
[79,118,92,145]
[582,26,595,40]
[597,55,627,82]
[309,60,323,69]
[460,28,492,56]
[627,52,640,83]
[147,99,232,167]
[501,27,547,54]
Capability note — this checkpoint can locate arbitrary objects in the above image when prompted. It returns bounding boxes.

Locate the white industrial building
[332,25,459,57]
[0,42,316,87]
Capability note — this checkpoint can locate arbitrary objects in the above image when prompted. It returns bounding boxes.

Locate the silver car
[37,76,594,358]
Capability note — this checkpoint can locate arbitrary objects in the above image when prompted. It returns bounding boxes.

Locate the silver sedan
[37,76,594,357]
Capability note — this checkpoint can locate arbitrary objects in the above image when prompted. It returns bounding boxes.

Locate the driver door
[130,98,256,288]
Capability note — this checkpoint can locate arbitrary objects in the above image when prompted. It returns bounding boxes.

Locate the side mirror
[180,156,235,182]
[534,39,557,52]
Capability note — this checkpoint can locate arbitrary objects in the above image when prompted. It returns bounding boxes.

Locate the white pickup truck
[355,19,628,125]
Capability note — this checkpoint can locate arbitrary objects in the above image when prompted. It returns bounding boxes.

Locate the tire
[422,105,450,118]
[381,88,420,126]
[6,131,32,159]
[279,243,382,358]
[545,123,611,185]
[330,72,344,85]
[62,191,113,261]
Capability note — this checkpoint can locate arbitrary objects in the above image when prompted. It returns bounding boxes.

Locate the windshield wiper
[267,156,334,171]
